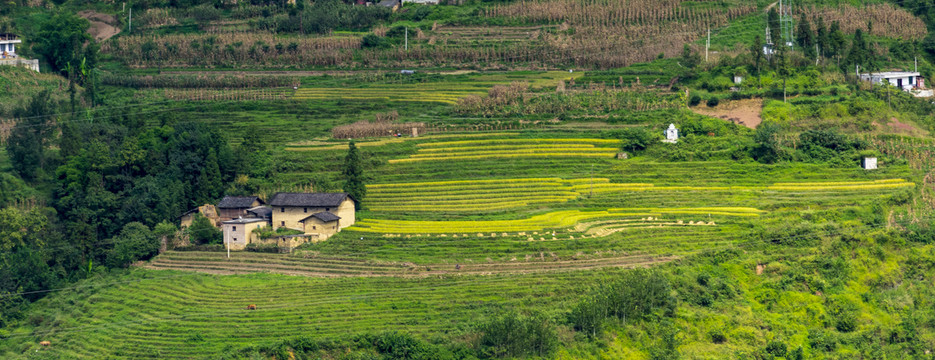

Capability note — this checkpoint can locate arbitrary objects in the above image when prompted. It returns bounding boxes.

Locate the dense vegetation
[2,0,935,358]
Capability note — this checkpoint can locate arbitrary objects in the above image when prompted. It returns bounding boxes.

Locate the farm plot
[388,138,622,163]
[10,270,625,359]
[349,207,762,234]
[293,85,483,104]
[365,176,913,213]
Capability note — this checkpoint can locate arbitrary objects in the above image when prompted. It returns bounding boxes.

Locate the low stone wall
[255,234,320,253]
[0,58,39,72]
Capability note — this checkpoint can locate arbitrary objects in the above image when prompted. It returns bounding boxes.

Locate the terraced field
[389,138,622,163]
[292,71,579,104]
[145,250,673,276]
[13,270,627,358]
[351,207,762,234]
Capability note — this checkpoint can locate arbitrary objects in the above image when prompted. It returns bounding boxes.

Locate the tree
[752,121,783,163]
[33,12,91,76]
[829,21,847,61]
[797,15,815,58]
[342,141,365,208]
[844,28,873,72]
[767,8,781,47]
[679,44,700,69]
[815,16,829,57]
[750,35,764,76]
[6,90,55,181]
[618,127,657,153]
[476,312,558,358]
[106,222,160,268]
[188,213,221,245]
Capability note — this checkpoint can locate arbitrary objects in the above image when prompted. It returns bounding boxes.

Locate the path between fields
[78,11,120,42]
[141,251,677,277]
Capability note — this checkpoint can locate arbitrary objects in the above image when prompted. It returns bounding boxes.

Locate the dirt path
[691,98,763,129]
[78,11,121,42]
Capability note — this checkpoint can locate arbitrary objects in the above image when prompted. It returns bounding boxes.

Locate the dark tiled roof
[221,218,269,224]
[300,211,341,223]
[246,206,272,219]
[269,193,349,208]
[178,207,200,218]
[217,196,264,209]
[377,0,398,6]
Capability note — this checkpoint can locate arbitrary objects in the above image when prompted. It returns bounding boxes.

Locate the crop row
[408,147,621,158]
[417,144,604,153]
[417,138,622,147]
[350,207,762,233]
[388,151,618,163]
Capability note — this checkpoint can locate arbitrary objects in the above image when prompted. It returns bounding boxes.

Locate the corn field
[158,88,293,101]
[798,3,927,40]
[101,73,298,89]
[104,33,360,68]
[332,120,426,139]
[484,0,756,27]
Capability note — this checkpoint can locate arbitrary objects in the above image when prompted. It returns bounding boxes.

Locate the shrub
[476,312,557,358]
[709,330,727,344]
[188,213,222,245]
[245,243,280,253]
[765,340,787,357]
[706,96,720,107]
[361,34,388,49]
[689,94,702,106]
[106,222,160,268]
[617,127,657,153]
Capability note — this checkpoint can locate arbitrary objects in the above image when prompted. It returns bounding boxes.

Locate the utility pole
[815,43,820,66]
[405,27,408,51]
[705,28,710,63]
[128,6,132,33]
[915,56,918,73]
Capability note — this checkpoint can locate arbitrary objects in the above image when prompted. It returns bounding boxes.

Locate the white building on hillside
[0,33,39,72]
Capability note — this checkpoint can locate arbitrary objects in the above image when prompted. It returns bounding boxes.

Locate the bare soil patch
[874,117,929,137]
[691,98,763,129]
[78,11,121,42]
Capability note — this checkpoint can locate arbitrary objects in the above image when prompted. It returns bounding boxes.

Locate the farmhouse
[221,217,268,250]
[0,33,39,72]
[269,192,355,236]
[859,72,932,96]
[216,196,265,221]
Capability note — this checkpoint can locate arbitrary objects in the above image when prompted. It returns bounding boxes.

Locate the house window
[304,207,307,213]
[313,226,316,230]
[280,207,285,212]
[233,237,237,242]
[326,208,330,211]
[281,221,285,226]
[233,226,237,231]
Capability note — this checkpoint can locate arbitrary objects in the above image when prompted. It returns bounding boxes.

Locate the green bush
[706,96,720,107]
[617,127,657,153]
[709,330,727,344]
[689,94,702,106]
[245,243,280,253]
[476,312,557,358]
[106,222,160,268]
[188,213,222,245]
[361,34,389,49]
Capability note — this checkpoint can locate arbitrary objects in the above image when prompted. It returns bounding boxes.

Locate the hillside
[2,0,935,359]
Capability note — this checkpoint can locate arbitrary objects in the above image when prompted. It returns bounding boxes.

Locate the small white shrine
[662,124,679,143]
[862,157,877,170]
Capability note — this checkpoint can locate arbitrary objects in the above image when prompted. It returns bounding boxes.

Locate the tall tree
[6,90,55,181]
[750,35,764,76]
[797,15,815,58]
[815,16,828,57]
[33,12,91,76]
[342,141,365,208]
[829,21,847,61]
[767,8,782,47]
